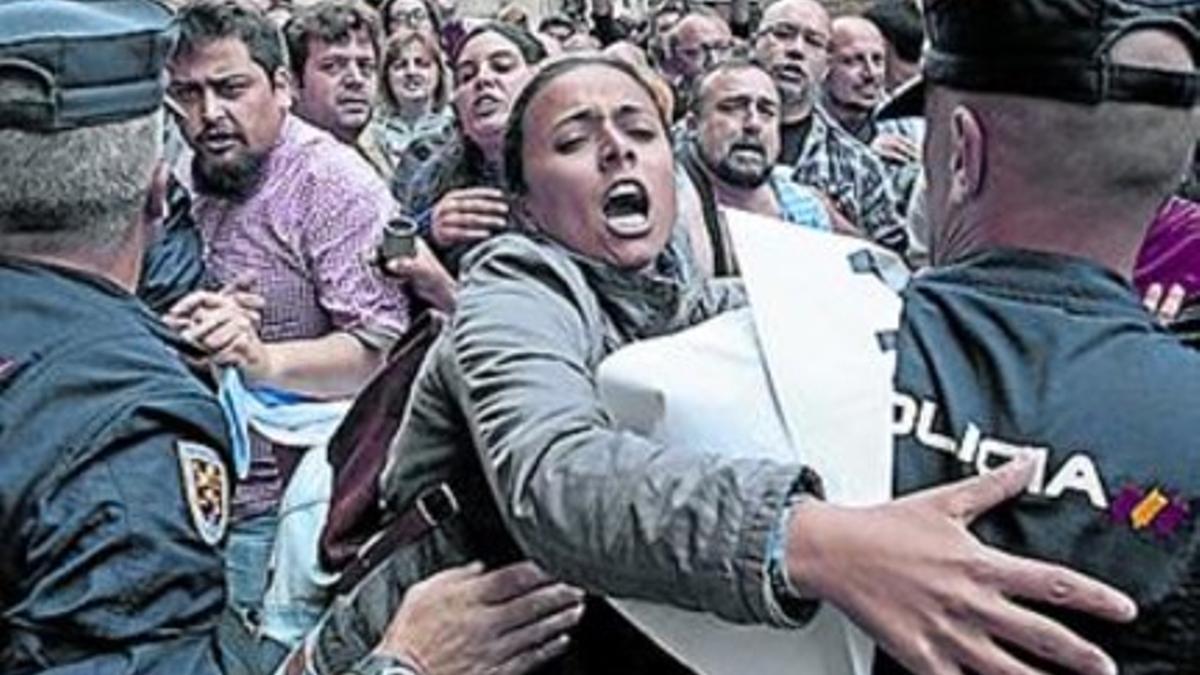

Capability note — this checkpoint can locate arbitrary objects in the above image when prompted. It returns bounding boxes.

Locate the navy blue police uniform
[873,0,1200,671]
[0,1,238,672]
[886,251,1200,673]
[0,259,233,673]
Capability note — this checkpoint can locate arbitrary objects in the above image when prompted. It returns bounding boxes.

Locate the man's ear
[948,104,985,206]
[273,66,294,109]
[142,160,169,228]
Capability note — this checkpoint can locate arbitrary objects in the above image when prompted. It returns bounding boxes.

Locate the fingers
[447,186,508,202]
[974,591,1118,675]
[211,333,255,369]
[451,197,510,218]
[1143,283,1164,314]
[931,455,1036,522]
[945,632,1044,675]
[492,634,572,675]
[472,561,558,604]
[220,273,256,295]
[488,582,585,636]
[432,188,511,246]
[438,210,508,231]
[1160,283,1186,323]
[228,290,266,312]
[493,599,585,663]
[872,135,920,164]
[422,561,486,587]
[166,290,224,320]
[988,549,1137,623]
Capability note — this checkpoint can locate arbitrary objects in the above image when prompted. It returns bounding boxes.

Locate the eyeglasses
[678,41,732,64]
[758,21,830,50]
[390,7,430,28]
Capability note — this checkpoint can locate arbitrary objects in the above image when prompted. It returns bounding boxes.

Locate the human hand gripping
[381,236,458,313]
[430,187,510,248]
[871,134,921,165]
[375,561,586,675]
[163,277,271,381]
[785,456,1137,675]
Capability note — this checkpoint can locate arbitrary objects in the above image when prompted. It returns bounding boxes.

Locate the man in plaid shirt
[753,0,908,254]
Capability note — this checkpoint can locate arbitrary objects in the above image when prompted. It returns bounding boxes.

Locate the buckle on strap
[416,482,459,528]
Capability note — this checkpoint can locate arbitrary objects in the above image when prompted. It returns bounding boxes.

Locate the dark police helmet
[0,0,176,131]
[878,0,1199,120]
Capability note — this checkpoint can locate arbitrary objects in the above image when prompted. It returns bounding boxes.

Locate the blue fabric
[770,168,833,232]
[217,369,345,479]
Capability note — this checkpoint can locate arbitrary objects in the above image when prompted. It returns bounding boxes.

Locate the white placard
[596,210,907,674]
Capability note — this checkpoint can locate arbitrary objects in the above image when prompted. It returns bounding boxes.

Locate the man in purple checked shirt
[163,0,412,649]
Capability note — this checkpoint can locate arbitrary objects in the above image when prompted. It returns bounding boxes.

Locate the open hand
[786,457,1135,675]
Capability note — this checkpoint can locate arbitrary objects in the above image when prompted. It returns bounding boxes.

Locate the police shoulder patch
[177,441,230,546]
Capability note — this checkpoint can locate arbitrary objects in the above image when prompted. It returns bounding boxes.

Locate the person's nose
[474,65,499,92]
[199,88,223,125]
[743,108,765,136]
[598,124,637,172]
[344,63,368,90]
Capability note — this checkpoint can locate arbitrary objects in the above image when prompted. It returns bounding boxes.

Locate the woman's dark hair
[455,21,547,71]
[502,55,670,196]
[174,0,287,79]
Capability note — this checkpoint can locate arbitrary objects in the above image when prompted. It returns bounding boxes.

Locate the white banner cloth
[596,210,907,674]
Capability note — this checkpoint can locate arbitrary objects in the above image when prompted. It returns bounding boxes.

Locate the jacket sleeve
[446,242,803,627]
[7,405,231,674]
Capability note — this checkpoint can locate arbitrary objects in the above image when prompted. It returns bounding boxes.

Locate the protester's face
[168,38,289,197]
[520,65,676,270]
[754,0,830,112]
[453,31,533,151]
[671,16,733,80]
[293,32,378,141]
[826,21,886,113]
[387,0,435,37]
[696,67,781,189]
[388,40,439,109]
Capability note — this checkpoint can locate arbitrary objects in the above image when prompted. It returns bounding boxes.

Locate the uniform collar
[920,247,1148,321]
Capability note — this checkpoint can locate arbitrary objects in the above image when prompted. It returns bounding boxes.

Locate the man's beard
[704,139,772,189]
[192,149,268,200]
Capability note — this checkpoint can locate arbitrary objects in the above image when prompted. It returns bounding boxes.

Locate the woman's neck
[394,97,432,124]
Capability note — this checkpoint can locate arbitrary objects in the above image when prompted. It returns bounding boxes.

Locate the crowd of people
[1,0,1198,673]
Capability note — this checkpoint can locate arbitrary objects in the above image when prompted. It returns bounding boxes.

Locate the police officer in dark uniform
[881,0,1200,671]
[0,1,236,671]
[0,2,590,673]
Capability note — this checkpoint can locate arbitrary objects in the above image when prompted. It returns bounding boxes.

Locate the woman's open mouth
[602,179,653,238]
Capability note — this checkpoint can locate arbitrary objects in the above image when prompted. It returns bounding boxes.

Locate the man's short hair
[173,0,287,81]
[688,51,780,118]
[666,7,729,53]
[0,104,160,254]
[284,0,383,79]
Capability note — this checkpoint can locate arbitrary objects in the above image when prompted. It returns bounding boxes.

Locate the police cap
[878,0,1200,119]
[0,0,175,131]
